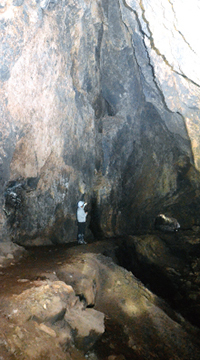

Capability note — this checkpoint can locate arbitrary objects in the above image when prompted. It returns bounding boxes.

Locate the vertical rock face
[1,0,200,244]
[0,0,99,244]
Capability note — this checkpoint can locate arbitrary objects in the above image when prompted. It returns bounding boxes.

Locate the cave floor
[0,237,200,360]
[0,240,119,298]
[0,239,137,360]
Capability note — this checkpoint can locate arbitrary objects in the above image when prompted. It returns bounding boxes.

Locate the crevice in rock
[88,196,104,240]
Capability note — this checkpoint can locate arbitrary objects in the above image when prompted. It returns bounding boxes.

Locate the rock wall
[1,0,200,245]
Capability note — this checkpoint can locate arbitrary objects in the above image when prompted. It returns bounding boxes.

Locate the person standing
[77,201,88,244]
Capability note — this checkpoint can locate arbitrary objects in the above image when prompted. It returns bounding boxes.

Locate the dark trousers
[77,222,86,240]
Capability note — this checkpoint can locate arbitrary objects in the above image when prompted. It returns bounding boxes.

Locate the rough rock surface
[0,238,200,359]
[118,231,200,328]
[56,250,200,360]
[1,0,200,245]
[4,280,105,358]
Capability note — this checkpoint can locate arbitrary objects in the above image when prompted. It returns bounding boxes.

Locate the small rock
[6,253,14,259]
[38,323,57,338]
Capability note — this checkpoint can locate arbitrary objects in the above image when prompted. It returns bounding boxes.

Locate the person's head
[78,201,84,208]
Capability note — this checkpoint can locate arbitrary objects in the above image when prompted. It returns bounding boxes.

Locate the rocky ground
[0,235,200,360]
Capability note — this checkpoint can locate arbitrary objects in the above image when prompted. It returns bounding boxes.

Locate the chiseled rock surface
[1,0,200,244]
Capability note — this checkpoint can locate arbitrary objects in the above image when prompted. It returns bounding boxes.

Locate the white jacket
[77,202,87,223]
